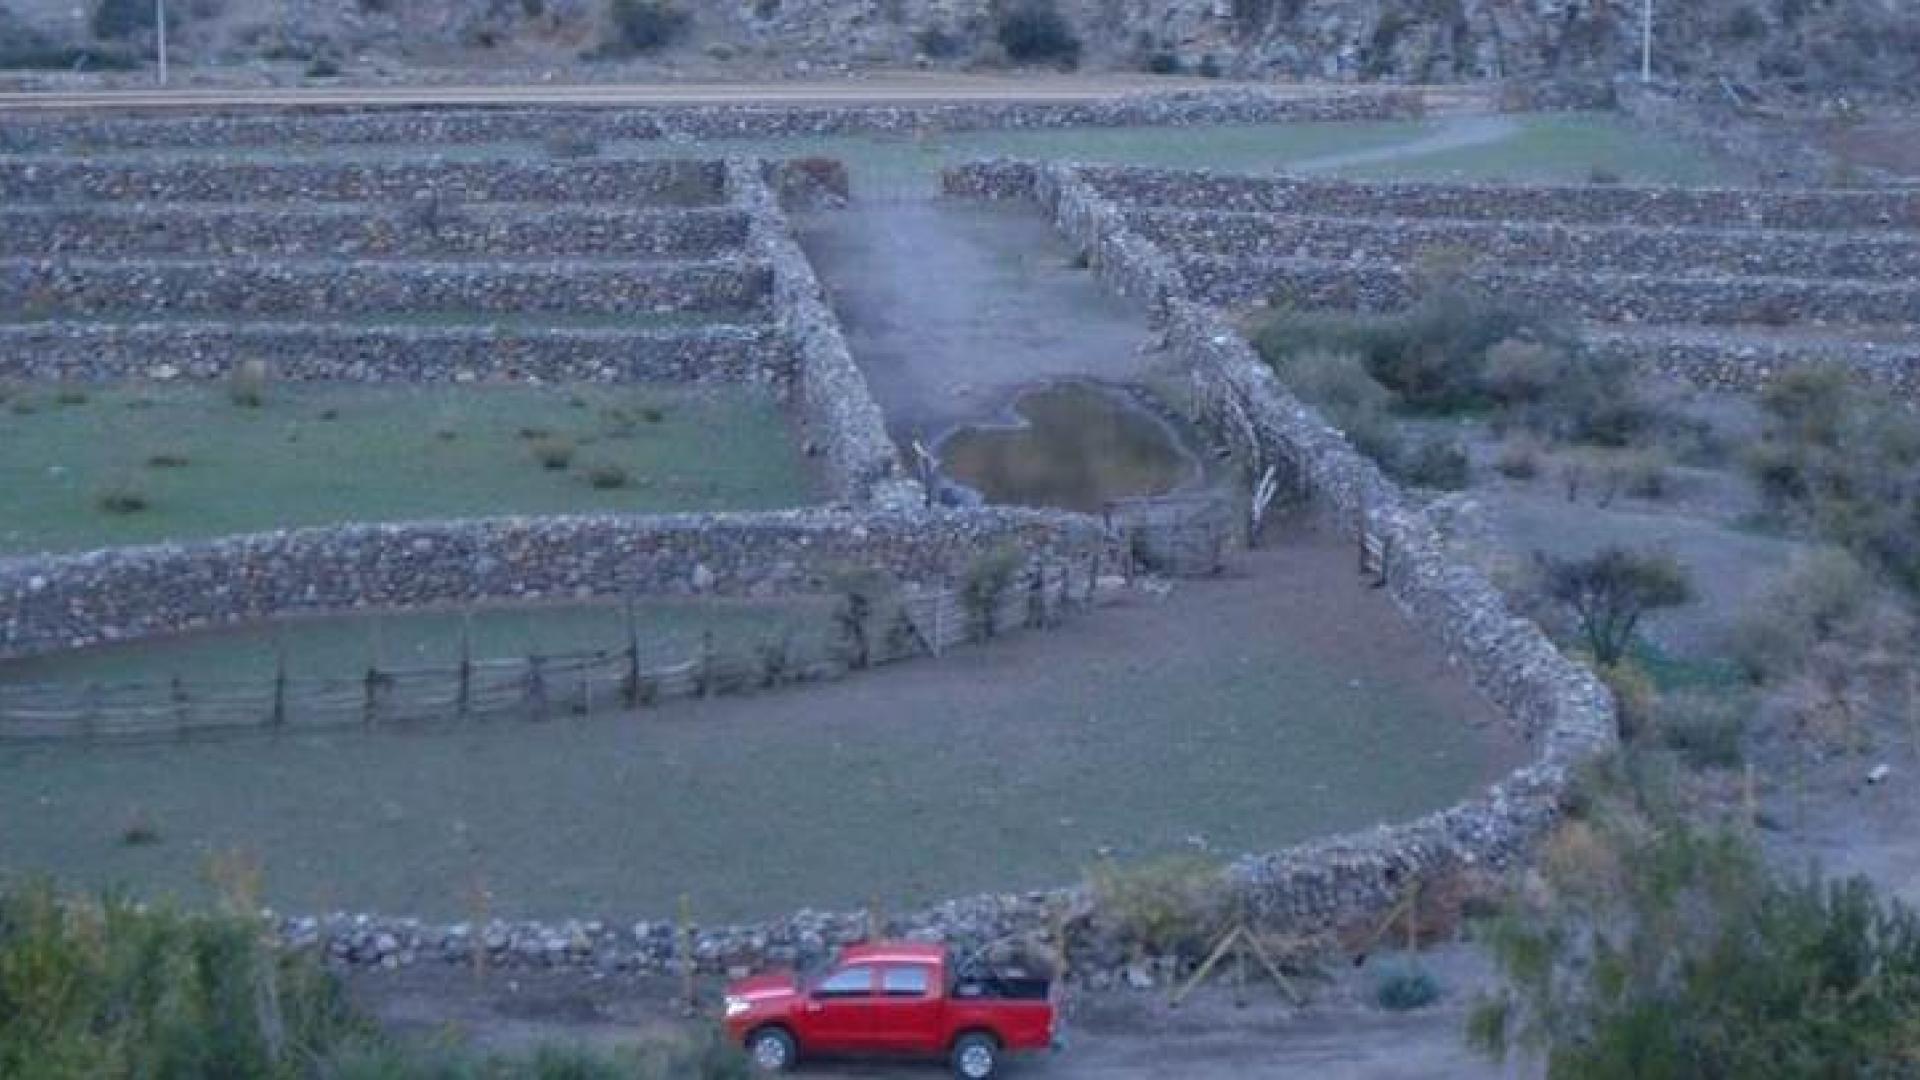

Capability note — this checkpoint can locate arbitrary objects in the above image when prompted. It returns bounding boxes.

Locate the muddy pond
[933,381,1199,513]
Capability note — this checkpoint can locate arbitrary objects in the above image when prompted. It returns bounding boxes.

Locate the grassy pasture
[0,382,817,556]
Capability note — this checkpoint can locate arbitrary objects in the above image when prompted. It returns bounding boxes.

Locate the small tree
[1541,546,1692,665]
[607,0,687,53]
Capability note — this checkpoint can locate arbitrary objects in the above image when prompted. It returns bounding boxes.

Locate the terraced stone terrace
[1074,165,1920,396]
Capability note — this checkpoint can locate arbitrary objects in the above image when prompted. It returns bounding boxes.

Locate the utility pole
[155,0,168,85]
[1640,0,1653,83]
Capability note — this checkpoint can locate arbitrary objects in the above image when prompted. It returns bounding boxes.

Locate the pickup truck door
[871,962,945,1053]
[797,963,883,1053]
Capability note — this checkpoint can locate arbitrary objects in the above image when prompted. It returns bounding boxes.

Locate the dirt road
[351,944,1525,1078]
[0,75,1473,112]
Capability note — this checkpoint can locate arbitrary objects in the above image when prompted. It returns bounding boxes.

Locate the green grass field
[1336,113,1742,186]
[0,535,1514,923]
[0,382,817,556]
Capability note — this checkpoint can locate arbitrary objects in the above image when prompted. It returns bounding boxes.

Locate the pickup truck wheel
[745,1026,796,1072]
[951,1032,1000,1079]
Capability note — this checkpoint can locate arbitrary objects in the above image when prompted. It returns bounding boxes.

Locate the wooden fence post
[456,614,472,722]
[363,666,382,729]
[170,675,189,741]
[624,595,642,709]
[527,655,547,721]
[271,640,288,733]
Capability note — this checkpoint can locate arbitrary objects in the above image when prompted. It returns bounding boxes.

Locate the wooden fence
[0,561,1098,747]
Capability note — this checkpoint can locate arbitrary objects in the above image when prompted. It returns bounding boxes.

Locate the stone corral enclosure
[967,162,1920,397]
[0,94,1633,982]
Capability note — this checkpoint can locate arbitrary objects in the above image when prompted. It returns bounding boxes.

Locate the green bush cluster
[1472,817,1920,1077]
[0,881,750,1079]
[1087,851,1225,961]
[1745,368,1920,593]
[1253,283,1651,448]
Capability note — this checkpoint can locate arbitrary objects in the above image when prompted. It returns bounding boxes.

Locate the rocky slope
[3,0,1915,98]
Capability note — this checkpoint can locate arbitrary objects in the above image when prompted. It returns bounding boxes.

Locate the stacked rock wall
[726,159,922,509]
[0,92,1424,154]
[944,157,1616,935]
[0,509,1110,661]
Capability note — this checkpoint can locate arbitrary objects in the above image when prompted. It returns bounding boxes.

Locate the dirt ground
[800,200,1155,443]
[348,941,1524,1078]
[1820,117,1920,179]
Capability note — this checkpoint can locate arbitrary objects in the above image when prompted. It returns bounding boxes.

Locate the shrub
[1398,438,1470,490]
[606,0,688,53]
[92,0,154,39]
[1598,660,1657,743]
[1145,49,1181,74]
[1196,53,1223,78]
[1586,165,1624,184]
[0,882,370,1077]
[96,479,150,514]
[531,435,577,470]
[118,811,161,846]
[1658,695,1747,769]
[305,57,341,78]
[1745,370,1920,592]
[1541,546,1693,665]
[228,359,270,408]
[915,24,966,58]
[1088,851,1224,960]
[1470,821,1920,1078]
[1495,436,1544,480]
[962,545,1025,640]
[544,132,601,159]
[145,450,191,468]
[1374,963,1442,1011]
[55,387,89,406]
[1267,349,1403,466]
[830,567,900,669]
[585,461,629,489]
[1730,547,1870,682]
[996,0,1080,64]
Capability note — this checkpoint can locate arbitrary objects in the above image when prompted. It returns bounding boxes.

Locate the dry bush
[1087,851,1227,961]
[530,435,576,470]
[227,359,271,408]
[1730,547,1871,683]
[585,461,629,489]
[1495,436,1545,480]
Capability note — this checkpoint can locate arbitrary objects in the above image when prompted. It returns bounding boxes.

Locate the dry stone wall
[1130,209,1920,282]
[942,158,1615,938]
[1079,166,1920,231]
[727,159,921,509]
[0,509,1110,661]
[0,257,768,320]
[0,204,752,261]
[1176,255,1920,326]
[0,322,788,385]
[0,92,1422,154]
[0,157,726,205]
[1043,161,1920,396]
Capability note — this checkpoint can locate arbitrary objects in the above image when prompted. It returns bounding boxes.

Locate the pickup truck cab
[723,941,1056,1078]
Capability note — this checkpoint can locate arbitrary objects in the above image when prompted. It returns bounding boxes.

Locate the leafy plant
[1540,546,1693,666]
[996,0,1080,64]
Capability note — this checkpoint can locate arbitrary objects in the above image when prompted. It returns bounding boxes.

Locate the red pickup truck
[722,941,1057,1077]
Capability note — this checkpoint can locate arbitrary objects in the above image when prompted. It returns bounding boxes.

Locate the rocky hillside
[3,0,1915,98]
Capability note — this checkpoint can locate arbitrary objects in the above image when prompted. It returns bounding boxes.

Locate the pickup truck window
[814,964,877,998]
[881,964,932,997]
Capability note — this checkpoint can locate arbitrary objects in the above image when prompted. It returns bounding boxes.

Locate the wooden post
[456,614,472,722]
[363,667,381,729]
[171,675,190,741]
[624,595,642,709]
[271,637,288,732]
[527,655,547,721]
